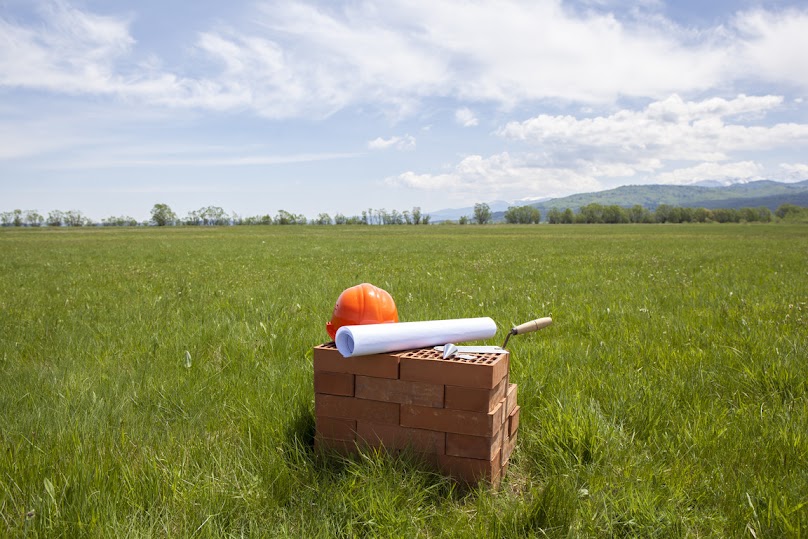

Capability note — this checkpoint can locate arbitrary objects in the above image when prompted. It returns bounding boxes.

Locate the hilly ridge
[473,180,808,222]
[532,180,808,210]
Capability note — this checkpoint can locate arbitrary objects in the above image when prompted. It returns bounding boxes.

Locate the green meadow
[1,224,806,537]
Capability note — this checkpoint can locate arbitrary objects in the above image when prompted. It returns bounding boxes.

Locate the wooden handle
[513,317,552,335]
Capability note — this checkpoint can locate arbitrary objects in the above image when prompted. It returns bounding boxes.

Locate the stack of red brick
[313,343,520,486]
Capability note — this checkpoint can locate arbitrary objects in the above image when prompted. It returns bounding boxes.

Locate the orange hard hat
[326,283,399,340]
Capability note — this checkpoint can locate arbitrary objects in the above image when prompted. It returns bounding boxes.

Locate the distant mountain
[512,196,553,205]
[427,200,511,222]
[539,180,808,209]
[426,180,808,223]
[484,180,808,222]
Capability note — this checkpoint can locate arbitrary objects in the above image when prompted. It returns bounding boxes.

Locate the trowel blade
[442,343,458,359]
[434,345,508,354]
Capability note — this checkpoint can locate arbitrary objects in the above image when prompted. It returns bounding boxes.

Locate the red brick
[355,376,444,407]
[315,394,399,424]
[357,422,445,454]
[315,416,356,441]
[446,432,502,460]
[399,352,509,389]
[438,451,502,484]
[508,406,520,437]
[401,400,503,436]
[501,431,518,467]
[445,376,507,412]
[505,383,518,417]
[314,344,399,379]
[314,371,355,396]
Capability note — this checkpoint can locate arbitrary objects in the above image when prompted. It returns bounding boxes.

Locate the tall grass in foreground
[1,224,806,537]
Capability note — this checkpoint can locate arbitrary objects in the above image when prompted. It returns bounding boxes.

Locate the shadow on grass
[283,400,316,450]
[517,476,578,537]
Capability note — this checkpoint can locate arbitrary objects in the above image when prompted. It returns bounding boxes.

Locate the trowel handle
[512,317,552,335]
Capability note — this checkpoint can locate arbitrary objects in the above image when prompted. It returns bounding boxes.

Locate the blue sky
[2,0,808,221]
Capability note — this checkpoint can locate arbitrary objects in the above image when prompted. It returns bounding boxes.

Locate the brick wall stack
[313,343,520,486]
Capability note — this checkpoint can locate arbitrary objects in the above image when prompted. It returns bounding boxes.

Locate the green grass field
[1,224,806,537]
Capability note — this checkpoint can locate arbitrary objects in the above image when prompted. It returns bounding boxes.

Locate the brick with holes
[399,349,509,389]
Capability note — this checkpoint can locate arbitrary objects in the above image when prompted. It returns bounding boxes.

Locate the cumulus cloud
[779,163,808,180]
[780,163,808,173]
[652,161,764,185]
[368,135,416,150]
[391,94,808,201]
[455,108,479,127]
[387,152,602,200]
[3,1,808,116]
[499,94,808,164]
[733,9,808,90]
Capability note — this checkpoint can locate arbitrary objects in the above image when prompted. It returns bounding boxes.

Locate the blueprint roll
[335,317,498,357]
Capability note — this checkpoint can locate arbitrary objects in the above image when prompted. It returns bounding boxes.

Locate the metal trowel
[435,317,553,359]
[434,343,507,359]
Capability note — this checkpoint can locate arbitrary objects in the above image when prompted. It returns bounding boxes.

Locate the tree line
[460,202,803,225]
[545,203,776,224]
[463,203,542,225]
[0,204,432,227]
[3,202,806,228]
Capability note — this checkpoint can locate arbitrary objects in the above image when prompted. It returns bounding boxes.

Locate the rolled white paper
[335,317,498,357]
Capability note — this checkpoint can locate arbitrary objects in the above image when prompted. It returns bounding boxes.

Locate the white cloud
[3,2,808,117]
[390,94,808,201]
[199,3,808,113]
[387,152,601,200]
[779,163,808,180]
[0,3,132,93]
[499,94,808,165]
[0,2,244,109]
[780,163,808,173]
[367,135,416,151]
[733,9,808,90]
[409,1,726,105]
[455,107,478,127]
[652,161,764,185]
